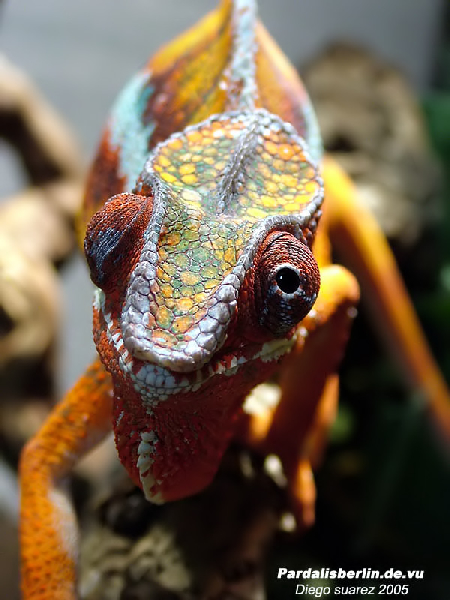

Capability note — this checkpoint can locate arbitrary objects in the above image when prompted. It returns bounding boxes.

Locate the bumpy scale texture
[123,109,322,366]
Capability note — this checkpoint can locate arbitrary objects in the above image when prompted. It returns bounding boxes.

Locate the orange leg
[283,374,339,529]
[20,359,113,600]
[241,264,359,527]
[322,156,450,441]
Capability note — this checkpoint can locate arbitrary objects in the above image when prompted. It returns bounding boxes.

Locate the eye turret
[254,231,320,337]
[84,193,153,294]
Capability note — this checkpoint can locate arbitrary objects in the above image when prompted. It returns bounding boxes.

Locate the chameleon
[20,1,450,598]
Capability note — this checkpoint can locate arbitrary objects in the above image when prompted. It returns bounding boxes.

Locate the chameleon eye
[84,193,153,294]
[255,232,320,337]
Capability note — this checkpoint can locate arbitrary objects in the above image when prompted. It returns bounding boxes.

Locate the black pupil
[276,267,301,294]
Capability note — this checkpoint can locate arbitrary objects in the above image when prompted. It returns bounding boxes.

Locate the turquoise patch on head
[110,71,155,191]
[302,98,322,164]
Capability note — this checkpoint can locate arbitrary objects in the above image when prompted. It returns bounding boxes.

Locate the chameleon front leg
[322,156,450,440]
[20,359,113,600]
[241,264,359,527]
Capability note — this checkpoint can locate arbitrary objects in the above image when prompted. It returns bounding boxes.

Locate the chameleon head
[84,108,323,501]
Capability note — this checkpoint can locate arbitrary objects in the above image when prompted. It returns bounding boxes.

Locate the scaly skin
[20,1,450,598]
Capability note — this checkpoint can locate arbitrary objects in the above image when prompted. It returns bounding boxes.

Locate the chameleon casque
[20,1,450,598]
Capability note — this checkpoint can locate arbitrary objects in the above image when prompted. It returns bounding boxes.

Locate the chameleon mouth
[131,328,303,400]
[129,334,297,403]
[98,284,300,402]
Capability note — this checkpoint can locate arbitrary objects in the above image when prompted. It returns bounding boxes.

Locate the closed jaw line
[95,288,307,405]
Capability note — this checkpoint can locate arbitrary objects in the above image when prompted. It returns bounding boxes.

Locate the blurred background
[1,1,449,599]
